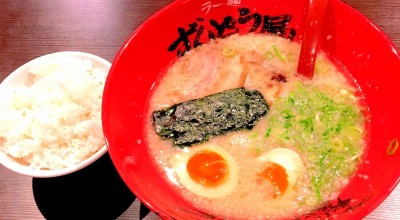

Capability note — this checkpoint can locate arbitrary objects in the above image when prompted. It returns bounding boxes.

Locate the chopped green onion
[315,59,332,74]
[221,46,236,58]
[312,176,322,201]
[265,127,272,137]
[299,117,314,133]
[322,127,334,137]
[312,149,331,201]
[255,146,262,154]
[318,149,331,166]
[265,83,364,201]
[343,127,361,142]
[249,132,258,138]
[288,96,295,105]
[265,83,364,202]
[264,51,274,60]
[331,138,344,152]
[387,138,399,156]
[281,109,294,118]
[273,45,285,62]
[284,120,292,129]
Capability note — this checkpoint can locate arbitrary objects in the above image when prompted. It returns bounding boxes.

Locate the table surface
[0,0,399,219]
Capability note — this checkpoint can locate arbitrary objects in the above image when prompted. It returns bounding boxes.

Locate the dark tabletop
[0,0,399,219]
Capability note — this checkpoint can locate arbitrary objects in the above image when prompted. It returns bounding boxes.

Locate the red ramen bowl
[102,0,400,219]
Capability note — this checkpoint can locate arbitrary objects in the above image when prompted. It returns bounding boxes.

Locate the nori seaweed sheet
[152,88,269,147]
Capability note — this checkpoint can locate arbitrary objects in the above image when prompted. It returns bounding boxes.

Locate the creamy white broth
[145,33,365,219]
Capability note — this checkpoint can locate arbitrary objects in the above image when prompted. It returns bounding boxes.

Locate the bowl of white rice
[0,51,110,178]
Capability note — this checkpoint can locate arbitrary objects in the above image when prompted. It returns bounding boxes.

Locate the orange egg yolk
[187,150,228,187]
[257,162,288,198]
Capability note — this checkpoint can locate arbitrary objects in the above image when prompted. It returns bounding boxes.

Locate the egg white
[171,144,239,199]
[257,148,305,193]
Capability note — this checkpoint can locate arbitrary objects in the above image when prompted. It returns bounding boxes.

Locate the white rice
[0,55,107,170]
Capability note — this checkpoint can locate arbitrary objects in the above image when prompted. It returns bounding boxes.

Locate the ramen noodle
[145,33,366,219]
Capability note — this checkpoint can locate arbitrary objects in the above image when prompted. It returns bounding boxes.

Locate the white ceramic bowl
[0,51,110,178]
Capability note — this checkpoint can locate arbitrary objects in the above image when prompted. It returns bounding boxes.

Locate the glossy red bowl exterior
[102,0,400,219]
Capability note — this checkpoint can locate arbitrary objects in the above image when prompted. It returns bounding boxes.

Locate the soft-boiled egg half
[257,148,305,198]
[170,144,239,198]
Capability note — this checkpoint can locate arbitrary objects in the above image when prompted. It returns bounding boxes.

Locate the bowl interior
[102,0,400,219]
[0,51,110,178]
